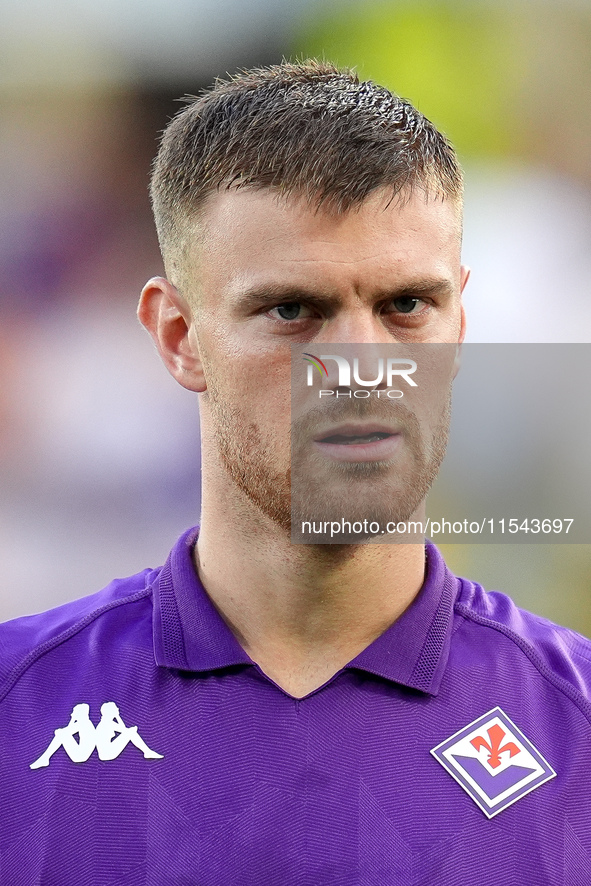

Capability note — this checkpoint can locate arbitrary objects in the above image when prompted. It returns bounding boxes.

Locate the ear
[137,276,206,393]
[453,264,470,377]
[458,264,470,345]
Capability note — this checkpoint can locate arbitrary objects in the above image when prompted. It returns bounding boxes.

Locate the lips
[323,432,391,444]
[312,423,403,462]
[314,423,399,444]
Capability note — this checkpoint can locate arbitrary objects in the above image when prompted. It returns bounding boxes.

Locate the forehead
[191,186,463,297]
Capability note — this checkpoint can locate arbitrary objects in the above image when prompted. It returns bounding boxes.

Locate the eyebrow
[234,278,455,312]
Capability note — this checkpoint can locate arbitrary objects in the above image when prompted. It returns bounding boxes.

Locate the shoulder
[453,577,591,722]
[0,567,159,703]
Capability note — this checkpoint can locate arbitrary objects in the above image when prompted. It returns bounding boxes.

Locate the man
[0,61,589,884]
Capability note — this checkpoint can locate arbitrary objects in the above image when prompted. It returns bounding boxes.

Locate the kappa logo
[430,707,556,818]
[30,702,163,769]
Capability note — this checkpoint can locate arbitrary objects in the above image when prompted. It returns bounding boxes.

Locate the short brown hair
[150,60,463,287]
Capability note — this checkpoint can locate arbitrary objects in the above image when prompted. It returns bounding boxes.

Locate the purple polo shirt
[1,526,590,885]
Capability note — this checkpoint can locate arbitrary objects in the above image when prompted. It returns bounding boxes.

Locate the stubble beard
[205,383,293,533]
[206,382,451,541]
[291,396,451,540]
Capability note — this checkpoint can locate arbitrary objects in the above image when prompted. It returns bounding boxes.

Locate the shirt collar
[152,527,459,696]
[152,526,252,673]
[346,541,459,695]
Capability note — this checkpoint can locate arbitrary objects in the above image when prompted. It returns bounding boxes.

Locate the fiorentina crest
[430,707,556,818]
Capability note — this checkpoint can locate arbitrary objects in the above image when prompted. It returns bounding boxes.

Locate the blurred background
[1,0,590,631]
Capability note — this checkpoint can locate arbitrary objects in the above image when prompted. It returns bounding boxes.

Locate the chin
[290,486,426,544]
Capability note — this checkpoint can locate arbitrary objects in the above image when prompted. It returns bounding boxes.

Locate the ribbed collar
[152,527,459,696]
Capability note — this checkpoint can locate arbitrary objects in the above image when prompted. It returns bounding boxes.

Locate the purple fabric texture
[0,526,590,885]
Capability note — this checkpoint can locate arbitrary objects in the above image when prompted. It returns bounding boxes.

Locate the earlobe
[458,303,466,346]
[137,277,206,393]
[453,338,462,379]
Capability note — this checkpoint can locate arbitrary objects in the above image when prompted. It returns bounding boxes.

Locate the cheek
[212,367,292,446]
[236,359,292,423]
[197,323,293,430]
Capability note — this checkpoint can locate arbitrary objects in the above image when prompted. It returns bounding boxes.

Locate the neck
[194,468,427,698]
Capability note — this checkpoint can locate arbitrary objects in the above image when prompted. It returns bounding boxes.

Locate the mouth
[319,431,392,445]
[312,424,402,463]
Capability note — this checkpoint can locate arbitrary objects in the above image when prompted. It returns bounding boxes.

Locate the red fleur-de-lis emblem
[471,724,521,769]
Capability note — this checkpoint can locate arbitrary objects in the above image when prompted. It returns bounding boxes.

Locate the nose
[314,309,394,391]
[317,307,394,347]
[315,348,391,392]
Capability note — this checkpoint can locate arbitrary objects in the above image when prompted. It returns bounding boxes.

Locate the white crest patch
[431,707,555,818]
